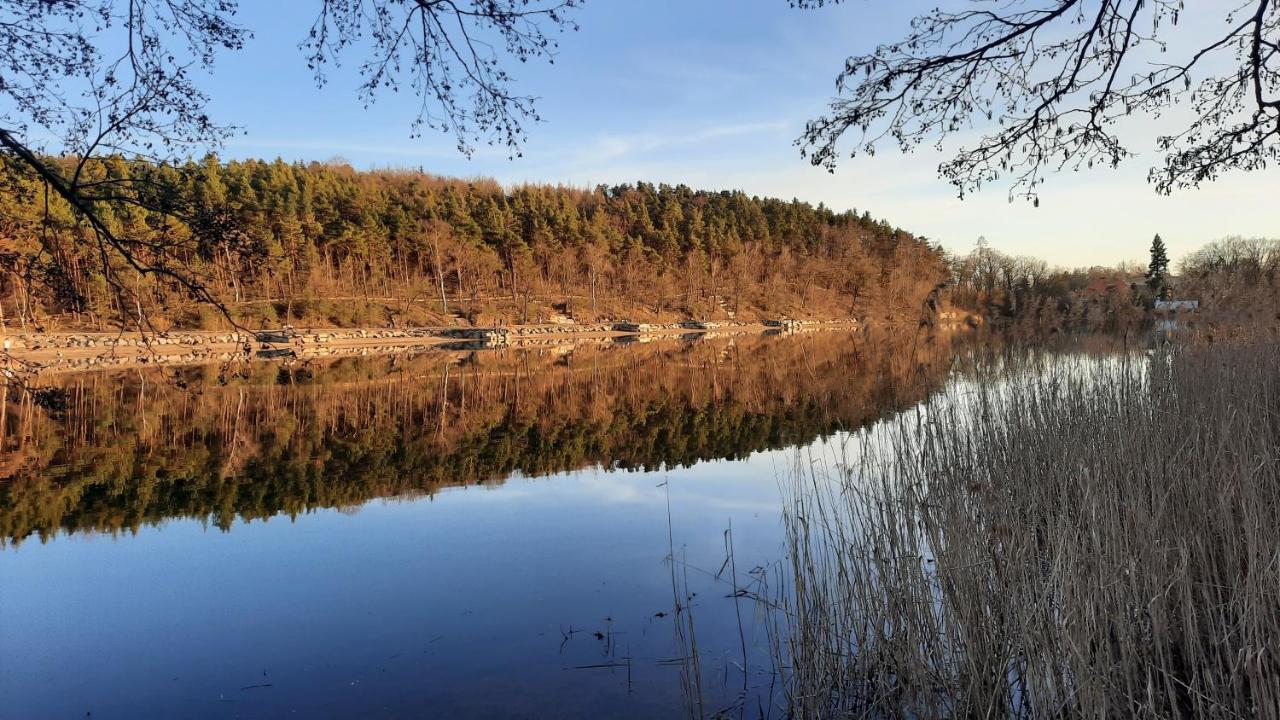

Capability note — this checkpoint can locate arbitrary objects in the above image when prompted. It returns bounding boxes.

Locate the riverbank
[2,317,972,375]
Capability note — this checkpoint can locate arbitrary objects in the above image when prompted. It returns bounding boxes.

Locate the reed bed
[776,341,1280,718]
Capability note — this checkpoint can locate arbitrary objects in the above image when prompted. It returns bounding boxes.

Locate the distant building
[1154,300,1199,312]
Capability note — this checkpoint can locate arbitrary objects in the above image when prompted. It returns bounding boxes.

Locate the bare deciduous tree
[794,1,1280,201]
[302,0,580,158]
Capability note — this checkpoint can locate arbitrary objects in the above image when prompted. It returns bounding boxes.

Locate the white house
[1154,300,1199,312]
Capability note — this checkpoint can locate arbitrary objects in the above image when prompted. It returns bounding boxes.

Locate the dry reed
[775,340,1280,718]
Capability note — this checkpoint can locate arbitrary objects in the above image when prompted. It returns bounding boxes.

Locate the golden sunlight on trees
[0,0,582,327]
[0,158,947,331]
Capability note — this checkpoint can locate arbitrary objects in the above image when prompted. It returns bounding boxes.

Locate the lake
[1,329,960,719]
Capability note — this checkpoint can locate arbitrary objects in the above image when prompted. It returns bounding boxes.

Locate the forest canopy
[0,155,947,330]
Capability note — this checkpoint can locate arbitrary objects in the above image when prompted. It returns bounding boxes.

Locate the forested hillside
[0,156,947,330]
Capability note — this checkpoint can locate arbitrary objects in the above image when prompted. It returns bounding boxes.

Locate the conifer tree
[1147,234,1170,300]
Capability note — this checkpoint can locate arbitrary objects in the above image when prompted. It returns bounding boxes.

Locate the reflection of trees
[0,331,954,544]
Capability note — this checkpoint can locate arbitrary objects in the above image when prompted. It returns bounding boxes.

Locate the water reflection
[0,329,958,719]
[2,330,953,545]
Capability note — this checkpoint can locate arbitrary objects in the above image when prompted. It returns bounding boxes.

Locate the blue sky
[194,1,1280,267]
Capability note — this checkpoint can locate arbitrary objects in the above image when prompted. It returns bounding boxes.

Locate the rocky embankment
[3,319,892,374]
[3,315,978,375]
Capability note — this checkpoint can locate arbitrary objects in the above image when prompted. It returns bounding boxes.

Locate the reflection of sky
[0,438,844,719]
[0,346,1130,718]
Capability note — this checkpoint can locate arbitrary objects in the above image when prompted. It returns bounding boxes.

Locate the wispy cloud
[559,120,790,168]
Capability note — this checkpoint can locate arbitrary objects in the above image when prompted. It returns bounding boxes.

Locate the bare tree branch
[302,0,581,158]
[795,0,1280,200]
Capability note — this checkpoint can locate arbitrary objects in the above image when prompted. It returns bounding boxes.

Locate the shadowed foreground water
[1,330,955,718]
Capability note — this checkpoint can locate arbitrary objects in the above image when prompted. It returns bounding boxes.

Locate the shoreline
[3,318,965,376]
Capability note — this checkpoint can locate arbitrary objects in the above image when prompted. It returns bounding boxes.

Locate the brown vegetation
[0,156,947,333]
[0,327,956,545]
[774,336,1280,718]
[946,243,1147,332]
[1176,237,1280,326]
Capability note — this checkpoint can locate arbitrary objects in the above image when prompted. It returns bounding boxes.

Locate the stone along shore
[3,319,873,374]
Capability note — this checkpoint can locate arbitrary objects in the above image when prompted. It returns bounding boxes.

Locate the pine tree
[0,154,951,327]
[1147,234,1170,300]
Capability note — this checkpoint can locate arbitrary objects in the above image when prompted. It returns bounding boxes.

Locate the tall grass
[777,341,1280,718]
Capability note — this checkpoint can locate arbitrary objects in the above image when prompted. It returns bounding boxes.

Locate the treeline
[947,243,1146,332]
[0,155,947,330]
[947,236,1280,333]
[1178,237,1280,321]
[0,331,955,544]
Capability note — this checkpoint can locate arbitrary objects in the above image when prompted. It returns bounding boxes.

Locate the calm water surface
[1,330,957,718]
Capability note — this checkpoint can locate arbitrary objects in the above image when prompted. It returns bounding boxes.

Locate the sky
[186,1,1280,267]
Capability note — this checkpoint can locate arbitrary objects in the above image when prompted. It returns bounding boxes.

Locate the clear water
[0,330,958,718]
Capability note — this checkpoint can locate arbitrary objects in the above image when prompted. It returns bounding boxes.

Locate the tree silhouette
[302,0,581,158]
[794,1,1280,202]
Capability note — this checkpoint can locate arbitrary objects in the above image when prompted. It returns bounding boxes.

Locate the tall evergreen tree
[1147,234,1170,300]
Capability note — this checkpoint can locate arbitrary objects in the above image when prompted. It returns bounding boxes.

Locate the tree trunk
[432,236,448,313]
[590,268,598,316]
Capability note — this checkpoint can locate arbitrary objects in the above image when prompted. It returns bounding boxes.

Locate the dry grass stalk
[777,341,1280,719]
